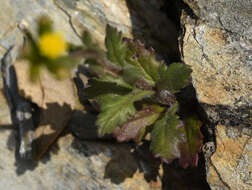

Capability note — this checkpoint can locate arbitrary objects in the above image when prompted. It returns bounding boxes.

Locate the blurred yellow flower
[38,32,67,59]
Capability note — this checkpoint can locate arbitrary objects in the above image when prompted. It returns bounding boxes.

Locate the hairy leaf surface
[105,25,127,66]
[150,105,203,167]
[123,61,155,88]
[126,40,161,82]
[100,74,133,89]
[97,89,154,136]
[122,40,160,88]
[150,104,185,162]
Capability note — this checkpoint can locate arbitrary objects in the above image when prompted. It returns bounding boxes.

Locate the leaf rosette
[84,25,203,168]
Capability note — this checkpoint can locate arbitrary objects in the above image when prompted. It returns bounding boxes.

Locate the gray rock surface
[0,119,157,190]
[181,0,252,108]
[181,0,252,189]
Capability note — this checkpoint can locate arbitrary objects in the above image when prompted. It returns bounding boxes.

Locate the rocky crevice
[180,0,252,189]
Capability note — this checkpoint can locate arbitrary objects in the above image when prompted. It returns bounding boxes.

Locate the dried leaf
[113,105,164,142]
[179,115,203,168]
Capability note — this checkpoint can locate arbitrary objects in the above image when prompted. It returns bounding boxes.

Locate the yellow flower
[38,32,67,59]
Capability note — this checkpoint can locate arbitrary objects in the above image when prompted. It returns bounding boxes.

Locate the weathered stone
[0,0,82,56]
[181,1,252,189]
[183,0,252,38]
[54,0,133,47]
[0,129,158,190]
[0,85,12,125]
[181,14,252,107]
[0,0,178,58]
[207,125,252,190]
[54,0,179,59]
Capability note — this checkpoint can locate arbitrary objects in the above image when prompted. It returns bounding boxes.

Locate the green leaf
[126,39,160,82]
[22,30,43,81]
[122,39,167,90]
[179,115,203,168]
[99,74,133,89]
[150,105,203,168]
[150,103,185,161]
[81,31,100,51]
[105,25,127,66]
[123,61,155,88]
[97,89,154,136]
[85,77,132,99]
[157,63,192,93]
[38,16,53,36]
[85,59,107,76]
[113,105,164,142]
[138,55,161,82]
[85,56,122,77]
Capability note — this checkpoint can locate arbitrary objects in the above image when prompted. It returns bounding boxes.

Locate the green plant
[22,16,203,168]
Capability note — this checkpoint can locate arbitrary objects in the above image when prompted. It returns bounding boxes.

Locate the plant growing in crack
[21,16,203,168]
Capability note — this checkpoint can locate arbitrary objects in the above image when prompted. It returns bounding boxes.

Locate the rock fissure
[192,25,216,70]
[210,160,231,190]
[181,0,252,189]
[53,0,82,40]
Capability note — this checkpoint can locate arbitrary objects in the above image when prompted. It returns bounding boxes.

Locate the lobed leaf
[113,105,164,143]
[126,39,160,82]
[150,104,203,168]
[85,58,122,77]
[157,63,192,93]
[123,61,155,88]
[105,25,127,66]
[150,103,185,162]
[97,89,154,136]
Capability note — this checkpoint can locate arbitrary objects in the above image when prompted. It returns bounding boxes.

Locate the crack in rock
[53,0,82,39]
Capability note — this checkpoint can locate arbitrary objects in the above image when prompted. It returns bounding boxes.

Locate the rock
[181,0,252,189]
[0,0,81,57]
[0,125,159,190]
[180,1,252,124]
[53,0,134,46]
[207,125,252,190]
[14,60,77,159]
[0,0,179,60]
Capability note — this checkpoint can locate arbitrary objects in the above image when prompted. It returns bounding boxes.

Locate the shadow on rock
[69,109,162,186]
[125,0,180,63]
[5,102,73,175]
[161,154,211,190]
